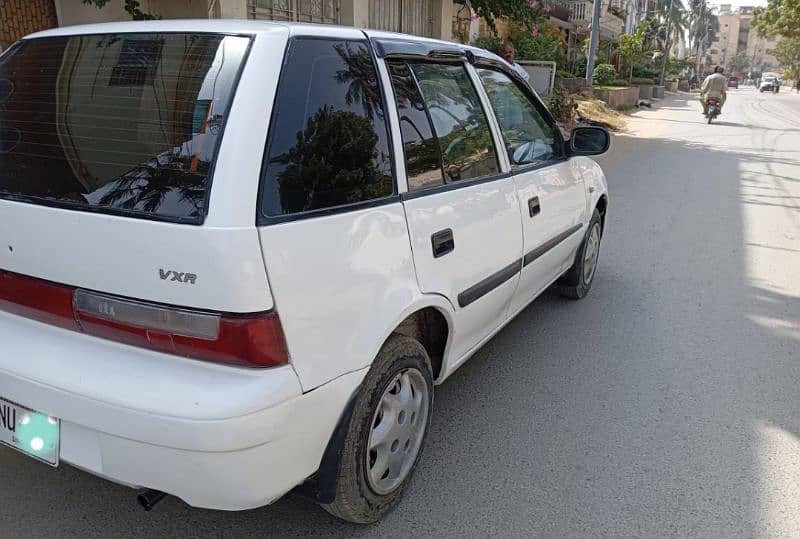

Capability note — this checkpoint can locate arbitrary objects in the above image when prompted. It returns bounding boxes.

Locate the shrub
[630,77,656,85]
[632,65,659,80]
[547,85,576,124]
[556,68,572,78]
[593,63,617,85]
[608,79,629,87]
[509,21,566,65]
[473,35,502,54]
[571,62,587,78]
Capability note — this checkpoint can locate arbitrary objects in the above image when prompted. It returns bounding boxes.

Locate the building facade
[7,0,632,44]
[0,0,59,51]
[708,4,781,74]
[41,0,459,41]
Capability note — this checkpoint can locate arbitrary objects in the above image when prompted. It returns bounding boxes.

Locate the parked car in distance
[760,74,780,92]
[727,76,739,89]
[0,20,609,523]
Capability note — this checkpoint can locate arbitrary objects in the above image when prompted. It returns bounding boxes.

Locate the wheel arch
[309,297,454,504]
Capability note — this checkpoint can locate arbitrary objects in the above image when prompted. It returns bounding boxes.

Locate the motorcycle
[706,98,721,124]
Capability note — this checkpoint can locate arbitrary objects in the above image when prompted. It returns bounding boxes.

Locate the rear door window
[386,60,444,191]
[406,62,499,183]
[0,33,251,222]
[260,38,394,218]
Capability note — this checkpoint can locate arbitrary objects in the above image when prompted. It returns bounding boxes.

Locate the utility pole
[658,0,675,85]
[585,0,602,84]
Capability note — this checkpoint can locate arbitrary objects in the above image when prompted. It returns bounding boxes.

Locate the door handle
[528,196,541,217]
[431,228,455,258]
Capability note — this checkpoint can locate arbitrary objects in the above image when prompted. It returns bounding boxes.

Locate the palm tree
[657,0,689,54]
[688,0,719,66]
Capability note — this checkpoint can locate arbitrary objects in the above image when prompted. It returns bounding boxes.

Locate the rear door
[474,66,587,316]
[0,31,273,313]
[255,34,420,390]
[387,59,523,362]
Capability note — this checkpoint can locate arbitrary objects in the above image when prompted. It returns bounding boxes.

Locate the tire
[558,209,603,299]
[320,335,434,524]
[708,114,713,124]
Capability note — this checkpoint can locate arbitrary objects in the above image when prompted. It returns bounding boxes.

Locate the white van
[0,20,609,523]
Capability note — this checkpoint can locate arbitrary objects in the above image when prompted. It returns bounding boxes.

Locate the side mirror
[569,126,610,156]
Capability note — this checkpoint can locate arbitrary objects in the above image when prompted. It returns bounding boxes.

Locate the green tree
[772,37,800,76]
[81,0,157,20]
[618,26,647,82]
[469,0,547,32]
[688,0,719,55]
[508,21,566,65]
[753,0,800,39]
[593,64,618,85]
[657,0,689,51]
[727,50,750,73]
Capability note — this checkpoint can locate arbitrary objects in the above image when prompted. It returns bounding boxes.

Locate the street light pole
[585,0,602,84]
[658,0,675,85]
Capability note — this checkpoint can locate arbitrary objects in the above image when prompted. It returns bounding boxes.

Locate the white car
[760,74,780,92]
[0,20,609,523]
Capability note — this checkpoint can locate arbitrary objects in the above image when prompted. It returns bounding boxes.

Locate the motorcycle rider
[700,66,727,117]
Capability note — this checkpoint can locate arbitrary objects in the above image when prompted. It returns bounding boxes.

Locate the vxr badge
[159,269,197,284]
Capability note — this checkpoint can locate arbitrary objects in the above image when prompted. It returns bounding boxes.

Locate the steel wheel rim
[583,223,601,285]
[366,368,429,495]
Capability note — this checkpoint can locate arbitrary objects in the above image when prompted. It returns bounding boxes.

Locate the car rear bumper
[56,370,363,510]
[0,311,366,509]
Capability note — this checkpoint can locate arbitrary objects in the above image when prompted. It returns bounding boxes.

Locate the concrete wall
[431,0,453,42]
[216,0,247,19]
[594,86,639,108]
[141,0,211,19]
[56,0,129,26]
[556,77,589,94]
[56,0,213,26]
[1,0,58,48]
[340,0,370,28]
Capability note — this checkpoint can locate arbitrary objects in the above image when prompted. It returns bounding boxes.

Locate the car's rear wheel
[320,335,433,524]
[558,209,602,299]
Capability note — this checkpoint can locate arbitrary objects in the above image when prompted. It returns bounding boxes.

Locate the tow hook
[137,489,167,511]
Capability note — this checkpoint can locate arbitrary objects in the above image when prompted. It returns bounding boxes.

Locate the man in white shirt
[499,41,530,82]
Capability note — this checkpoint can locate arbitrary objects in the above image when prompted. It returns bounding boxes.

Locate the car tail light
[0,270,289,368]
[0,270,79,331]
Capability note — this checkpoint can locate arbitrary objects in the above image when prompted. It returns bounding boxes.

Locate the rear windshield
[0,33,250,223]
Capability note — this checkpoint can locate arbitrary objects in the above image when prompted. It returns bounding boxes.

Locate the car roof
[24,19,504,64]
[24,20,493,54]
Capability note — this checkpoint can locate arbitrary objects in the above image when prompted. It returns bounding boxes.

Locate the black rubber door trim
[523,224,583,267]
[457,259,522,308]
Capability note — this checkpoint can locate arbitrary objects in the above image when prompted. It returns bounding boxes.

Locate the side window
[407,62,500,183]
[387,60,445,190]
[261,39,393,217]
[477,67,557,168]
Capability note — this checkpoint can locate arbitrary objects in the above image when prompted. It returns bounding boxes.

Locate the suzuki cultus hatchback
[0,20,609,523]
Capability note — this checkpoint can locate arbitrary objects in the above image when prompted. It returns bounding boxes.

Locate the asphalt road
[2,88,800,538]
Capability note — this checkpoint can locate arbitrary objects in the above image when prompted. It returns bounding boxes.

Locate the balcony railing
[545,0,572,21]
[569,0,624,37]
[569,0,590,23]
